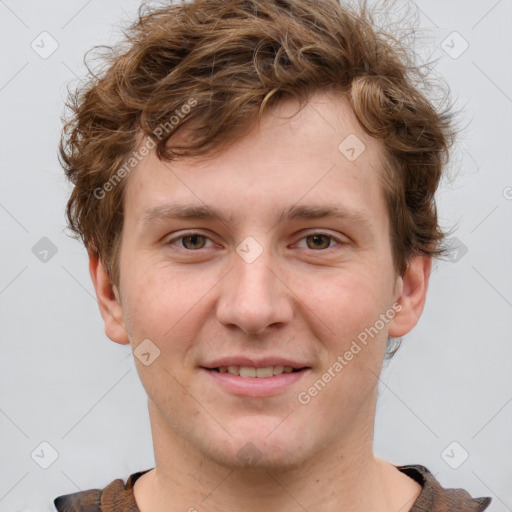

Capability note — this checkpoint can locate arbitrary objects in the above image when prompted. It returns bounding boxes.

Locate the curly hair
[60,0,458,358]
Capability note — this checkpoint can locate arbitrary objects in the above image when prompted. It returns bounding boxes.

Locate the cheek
[121,259,216,355]
[120,265,206,402]
[293,266,393,344]
[294,272,391,417]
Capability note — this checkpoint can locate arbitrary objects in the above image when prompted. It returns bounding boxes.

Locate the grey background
[0,0,511,510]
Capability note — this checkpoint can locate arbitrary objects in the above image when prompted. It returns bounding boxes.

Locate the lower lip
[202,368,310,397]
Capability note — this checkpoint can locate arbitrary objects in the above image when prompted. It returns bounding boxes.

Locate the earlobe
[388,254,432,338]
[88,249,130,345]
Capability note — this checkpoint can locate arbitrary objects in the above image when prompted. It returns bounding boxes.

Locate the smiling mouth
[208,366,308,378]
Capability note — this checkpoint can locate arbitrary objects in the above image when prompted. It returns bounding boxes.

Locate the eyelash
[166,231,346,252]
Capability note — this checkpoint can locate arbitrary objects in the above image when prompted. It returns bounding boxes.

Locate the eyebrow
[142,203,372,229]
[142,204,230,225]
[277,204,371,228]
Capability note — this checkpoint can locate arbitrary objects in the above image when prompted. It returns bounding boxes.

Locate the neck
[133,397,421,512]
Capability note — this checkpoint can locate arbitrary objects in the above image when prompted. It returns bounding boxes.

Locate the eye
[167,232,215,250]
[166,231,346,252]
[296,232,343,251]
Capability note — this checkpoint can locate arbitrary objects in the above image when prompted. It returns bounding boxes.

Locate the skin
[90,91,430,512]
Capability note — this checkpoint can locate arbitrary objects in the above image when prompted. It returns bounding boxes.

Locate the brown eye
[181,234,207,250]
[305,234,332,250]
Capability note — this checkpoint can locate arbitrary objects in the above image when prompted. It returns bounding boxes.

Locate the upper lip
[201,357,311,369]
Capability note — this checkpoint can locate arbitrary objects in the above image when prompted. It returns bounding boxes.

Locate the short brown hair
[61,0,458,356]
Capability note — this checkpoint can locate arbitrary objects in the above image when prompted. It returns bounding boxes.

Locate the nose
[215,249,294,335]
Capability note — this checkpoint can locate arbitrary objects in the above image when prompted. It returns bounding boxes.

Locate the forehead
[123,91,388,227]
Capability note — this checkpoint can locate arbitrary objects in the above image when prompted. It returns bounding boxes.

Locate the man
[54,0,492,510]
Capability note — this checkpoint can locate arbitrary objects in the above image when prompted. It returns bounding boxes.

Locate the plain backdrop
[0,0,511,510]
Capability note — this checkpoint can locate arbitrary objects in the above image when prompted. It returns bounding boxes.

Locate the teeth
[256,367,273,378]
[216,365,298,377]
[273,365,284,375]
[239,367,256,378]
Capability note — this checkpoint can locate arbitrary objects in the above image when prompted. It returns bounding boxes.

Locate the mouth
[201,365,311,397]
[207,365,308,378]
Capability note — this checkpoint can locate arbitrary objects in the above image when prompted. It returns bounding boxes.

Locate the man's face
[110,92,407,470]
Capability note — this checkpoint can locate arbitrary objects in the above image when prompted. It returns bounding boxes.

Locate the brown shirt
[54,464,492,511]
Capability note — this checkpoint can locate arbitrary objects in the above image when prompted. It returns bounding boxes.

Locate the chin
[208,443,309,472]
[198,418,318,472]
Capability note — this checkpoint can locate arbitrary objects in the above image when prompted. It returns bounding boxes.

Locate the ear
[88,249,130,345]
[388,254,432,338]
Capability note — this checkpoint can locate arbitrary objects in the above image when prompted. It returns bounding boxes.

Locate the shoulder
[53,469,152,512]
[54,487,102,511]
[396,464,492,512]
